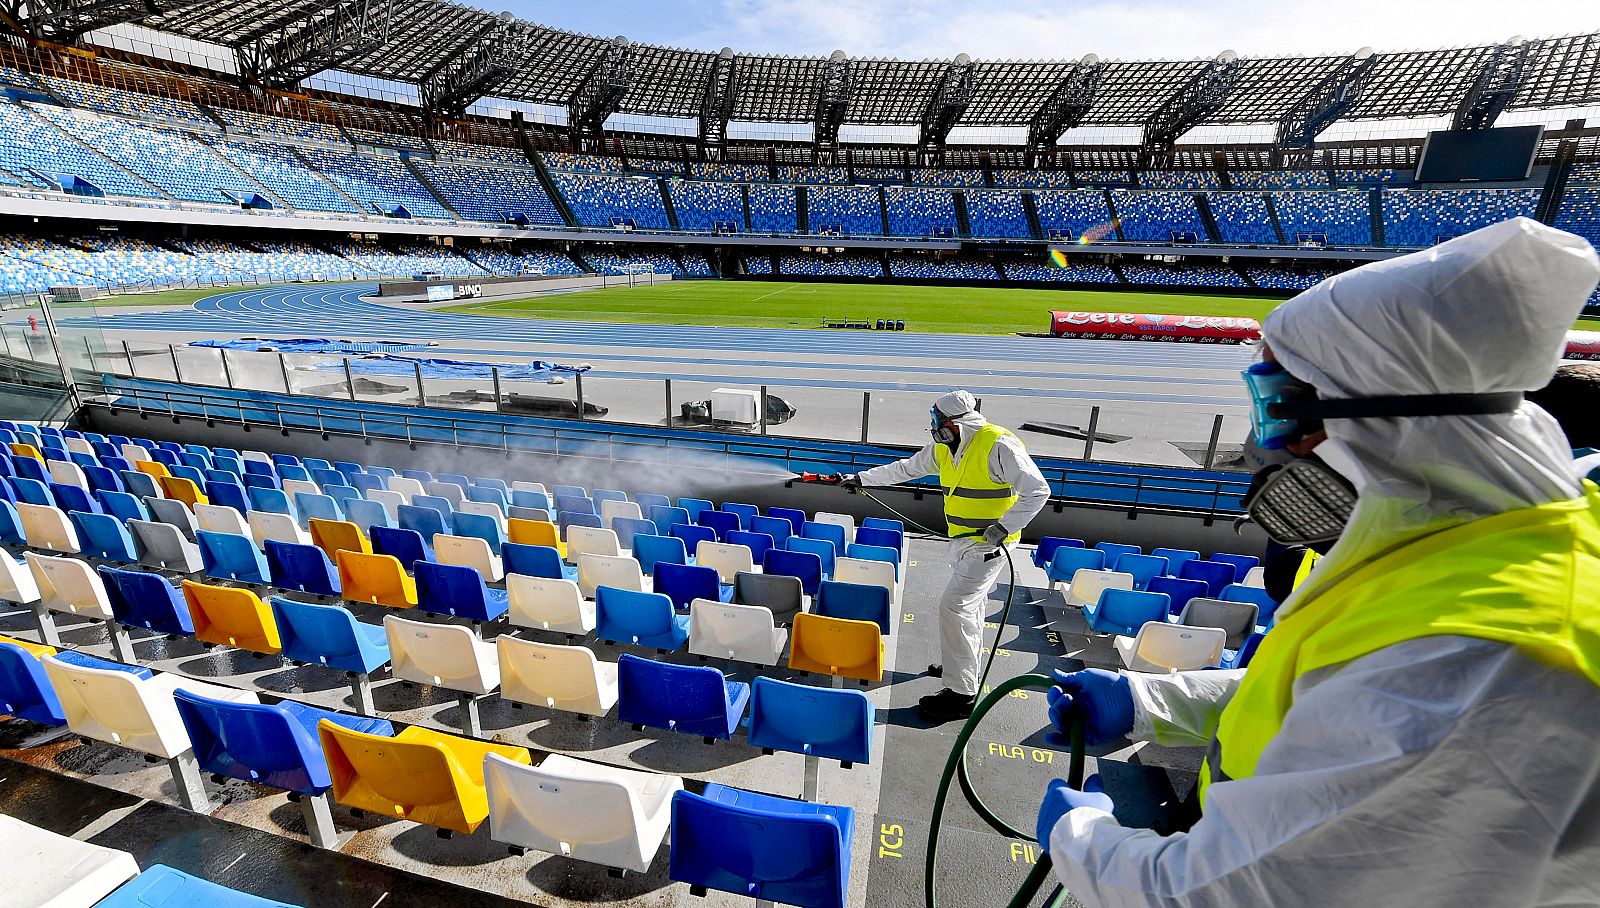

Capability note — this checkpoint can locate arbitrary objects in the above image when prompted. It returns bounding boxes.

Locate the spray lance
[794,472,1085,908]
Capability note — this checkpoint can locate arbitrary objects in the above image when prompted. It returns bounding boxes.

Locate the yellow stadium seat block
[9,442,43,462]
[134,460,171,480]
[158,476,208,508]
[787,612,885,682]
[180,579,282,654]
[336,550,417,608]
[0,633,55,658]
[310,518,371,563]
[508,518,565,558]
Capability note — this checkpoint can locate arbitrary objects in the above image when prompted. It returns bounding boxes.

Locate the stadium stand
[430,138,526,167]
[460,246,582,276]
[1335,167,1413,185]
[742,255,775,275]
[883,186,958,237]
[1208,192,1280,244]
[629,157,685,177]
[541,151,625,173]
[1228,170,1332,189]
[1111,189,1208,242]
[40,75,210,127]
[1379,188,1540,248]
[0,101,161,197]
[329,239,487,277]
[298,147,451,218]
[1074,169,1134,186]
[1123,263,1247,287]
[1271,190,1374,246]
[199,136,356,212]
[409,158,562,224]
[1247,265,1338,290]
[964,189,1034,239]
[774,165,848,185]
[909,167,985,187]
[746,184,799,233]
[345,126,430,152]
[1139,170,1221,190]
[1554,163,1600,245]
[1003,259,1120,283]
[584,249,685,276]
[888,256,1001,281]
[211,107,347,145]
[1033,189,1115,240]
[806,185,884,236]
[669,179,746,232]
[778,253,884,278]
[852,166,907,182]
[991,170,1074,188]
[551,172,671,230]
[688,161,769,182]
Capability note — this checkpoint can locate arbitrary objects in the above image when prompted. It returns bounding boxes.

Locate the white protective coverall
[1048,217,1600,906]
[857,390,1048,696]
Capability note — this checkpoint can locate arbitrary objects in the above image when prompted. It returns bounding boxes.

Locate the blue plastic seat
[678,498,713,524]
[400,468,431,482]
[1179,559,1237,597]
[333,461,366,481]
[102,455,133,475]
[98,566,194,635]
[855,526,904,557]
[70,511,138,561]
[323,484,362,513]
[13,476,54,506]
[452,511,505,554]
[474,477,509,494]
[175,689,394,794]
[83,465,124,495]
[411,494,454,518]
[96,490,149,524]
[550,483,586,500]
[721,502,758,529]
[270,597,388,674]
[367,466,396,481]
[247,486,295,518]
[244,460,277,479]
[50,482,97,514]
[397,503,448,540]
[371,525,432,569]
[698,510,741,541]
[650,505,690,536]
[243,473,279,491]
[750,514,794,549]
[350,473,385,495]
[0,477,14,505]
[206,482,250,515]
[654,561,730,609]
[814,580,891,633]
[554,494,596,516]
[415,560,509,622]
[617,652,748,739]
[727,530,774,566]
[213,456,245,478]
[180,453,211,473]
[1220,583,1280,623]
[511,489,550,511]
[95,864,302,907]
[764,548,823,597]
[1047,546,1106,585]
[10,455,46,482]
[633,492,671,515]
[91,440,118,459]
[632,533,688,574]
[168,464,206,486]
[1210,553,1262,584]
[1115,553,1169,591]
[466,485,509,514]
[843,543,899,578]
[671,522,716,553]
[1223,631,1264,669]
[554,511,600,536]
[612,516,656,552]
[1152,547,1201,575]
[278,464,311,483]
[294,493,342,527]
[198,530,272,584]
[343,498,392,533]
[747,676,873,765]
[0,500,22,545]
[669,783,853,908]
[1148,575,1209,617]
[801,521,847,554]
[264,540,342,597]
[592,488,628,507]
[1094,542,1142,569]
[499,541,572,580]
[303,457,333,472]
[596,587,690,649]
[204,469,240,486]
[787,536,836,580]
[0,637,66,725]
[270,453,300,469]
[1083,588,1171,637]
[1034,536,1084,568]
[768,507,807,536]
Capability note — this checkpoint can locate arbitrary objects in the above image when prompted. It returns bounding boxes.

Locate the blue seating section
[670,179,746,231]
[964,189,1033,238]
[747,184,799,233]
[883,186,957,237]
[1139,170,1220,189]
[551,172,671,229]
[1111,190,1206,242]
[1208,192,1278,244]
[778,254,884,278]
[806,186,883,236]
[1033,189,1114,240]
[36,108,273,205]
[0,101,160,197]
[671,783,853,908]
[1230,169,1330,189]
[888,257,1000,281]
[298,147,451,218]
[1271,190,1374,246]
[1123,264,1246,287]
[1002,259,1119,283]
[410,159,562,225]
[1379,188,1540,248]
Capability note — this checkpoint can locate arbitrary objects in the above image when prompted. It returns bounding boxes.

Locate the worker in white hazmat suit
[835,390,1048,722]
[1035,217,1600,907]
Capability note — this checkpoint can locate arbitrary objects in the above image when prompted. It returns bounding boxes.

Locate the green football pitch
[439,280,1287,335]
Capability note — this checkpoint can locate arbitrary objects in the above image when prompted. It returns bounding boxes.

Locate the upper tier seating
[551,172,671,229]
[778,254,884,279]
[431,139,526,167]
[774,165,847,185]
[1271,190,1373,246]
[0,101,159,197]
[212,107,347,145]
[1111,189,1207,242]
[409,158,562,224]
[1379,188,1540,248]
[42,75,210,127]
[991,169,1074,188]
[1123,264,1246,287]
[1230,169,1331,189]
[888,257,1000,281]
[1033,189,1114,240]
[199,136,356,212]
[688,161,770,182]
[298,148,451,218]
[1139,170,1220,190]
[1208,192,1279,244]
[908,167,985,187]
[806,186,884,236]
[541,151,625,173]
[35,108,275,205]
[964,189,1033,238]
[670,179,746,231]
[883,187,958,237]
[747,184,799,233]
[1002,259,1120,283]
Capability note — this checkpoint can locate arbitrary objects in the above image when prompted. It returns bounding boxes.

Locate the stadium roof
[140,1,1600,126]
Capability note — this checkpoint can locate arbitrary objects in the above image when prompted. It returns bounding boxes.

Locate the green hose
[851,488,1083,908]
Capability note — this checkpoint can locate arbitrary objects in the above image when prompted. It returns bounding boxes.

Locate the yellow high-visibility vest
[934,424,1021,543]
[1199,484,1600,806]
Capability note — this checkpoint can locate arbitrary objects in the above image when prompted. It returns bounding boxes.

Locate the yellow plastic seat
[337,550,416,608]
[318,720,531,834]
[787,612,885,682]
[310,518,371,563]
[158,476,208,508]
[180,579,282,654]
[134,460,171,480]
[508,518,565,558]
[0,632,55,658]
[8,442,43,461]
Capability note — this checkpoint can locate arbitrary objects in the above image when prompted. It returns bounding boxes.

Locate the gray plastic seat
[732,570,805,625]
[144,496,198,541]
[1177,597,1260,650]
[129,519,203,573]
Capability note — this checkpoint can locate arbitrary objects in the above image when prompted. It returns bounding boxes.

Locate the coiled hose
[852,488,1083,908]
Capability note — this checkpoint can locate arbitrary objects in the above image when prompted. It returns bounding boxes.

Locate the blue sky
[506,0,1594,59]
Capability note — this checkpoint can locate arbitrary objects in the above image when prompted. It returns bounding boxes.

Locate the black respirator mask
[930,407,960,445]
[1240,361,1525,546]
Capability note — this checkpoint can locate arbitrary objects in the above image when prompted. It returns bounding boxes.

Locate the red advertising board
[1566,331,1600,361]
[1047,311,1262,344]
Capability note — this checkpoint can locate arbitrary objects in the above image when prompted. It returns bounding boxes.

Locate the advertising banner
[1047,311,1262,344]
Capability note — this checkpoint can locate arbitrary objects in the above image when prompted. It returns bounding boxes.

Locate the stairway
[795,186,810,234]
[291,146,364,213]
[1021,191,1044,240]
[1263,193,1288,244]
[952,191,972,238]
[402,157,459,218]
[514,130,579,228]
[1193,193,1222,243]
[1367,189,1386,246]
[659,179,681,230]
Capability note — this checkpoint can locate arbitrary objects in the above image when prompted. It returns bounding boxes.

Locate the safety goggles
[1244,362,1315,449]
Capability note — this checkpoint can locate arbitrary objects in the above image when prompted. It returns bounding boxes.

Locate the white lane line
[750,284,799,302]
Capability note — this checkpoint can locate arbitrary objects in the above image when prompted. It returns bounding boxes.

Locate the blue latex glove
[1047,668,1134,746]
[1036,775,1115,847]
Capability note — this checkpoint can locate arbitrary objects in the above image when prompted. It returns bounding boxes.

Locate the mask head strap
[1267,391,1526,421]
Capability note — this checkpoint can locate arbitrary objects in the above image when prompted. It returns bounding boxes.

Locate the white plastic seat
[241,450,273,465]
[566,525,620,563]
[0,553,42,604]
[385,475,425,503]
[426,480,466,506]
[18,503,79,554]
[457,499,507,528]
[496,635,618,717]
[688,598,787,665]
[506,575,594,635]
[1242,566,1266,588]
[599,499,642,528]
[120,443,152,463]
[0,813,140,908]
[248,510,310,548]
[577,552,644,598]
[512,480,548,497]
[1063,568,1136,609]
[434,533,504,582]
[813,511,856,545]
[364,488,405,520]
[128,519,202,573]
[383,613,500,695]
[44,655,259,759]
[834,555,900,606]
[46,460,89,490]
[695,540,754,584]
[1114,622,1227,672]
[27,552,114,620]
[195,503,250,537]
[64,437,95,457]
[281,478,322,500]
[485,752,680,873]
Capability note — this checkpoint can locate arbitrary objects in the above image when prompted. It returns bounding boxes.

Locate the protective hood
[935,390,990,457]
[1262,218,1600,615]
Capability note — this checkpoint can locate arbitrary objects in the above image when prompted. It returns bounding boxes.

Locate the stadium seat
[28,549,116,626]
[747,675,873,765]
[486,751,681,873]
[129,518,203,572]
[750,514,794,548]
[697,510,741,542]
[654,561,730,609]
[434,532,504,582]
[789,612,884,682]
[249,510,309,548]
[317,720,531,835]
[97,489,149,524]
[197,530,272,584]
[1152,547,1201,575]
[814,580,891,633]
[1115,553,1169,591]
[19,502,78,552]
[764,547,824,597]
[695,540,754,583]
[0,814,139,906]
[596,586,690,650]
[496,635,617,717]
[195,503,250,537]
[688,598,788,665]
[269,597,389,715]
[567,525,621,563]
[632,533,687,574]
[71,511,138,561]
[1179,559,1238,597]
[1114,622,1227,672]
[1220,583,1280,623]
[343,498,392,534]
[0,550,39,604]
[725,530,774,566]
[336,550,417,607]
[505,574,591,635]
[507,517,565,557]
[669,783,853,908]
[147,497,199,539]
[1063,568,1135,609]
[415,560,509,623]
[158,475,208,509]
[670,522,716,554]
[0,634,66,725]
[611,516,657,553]
[452,510,506,551]
[1094,542,1142,568]
[720,502,758,529]
[181,579,282,654]
[1147,575,1211,618]
[1210,553,1261,583]
[1242,566,1267,588]
[834,555,898,604]
[577,552,644,598]
[309,518,370,563]
[501,541,575,581]
[733,571,806,625]
[398,503,449,541]
[855,526,904,558]
[1179,597,1261,650]
[801,520,847,554]
[787,536,836,580]
[264,540,341,596]
[1083,588,1171,637]
[617,653,749,740]
[370,525,432,569]
[599,498,643,528]
[98,565,194,637]
[649,505,690,536]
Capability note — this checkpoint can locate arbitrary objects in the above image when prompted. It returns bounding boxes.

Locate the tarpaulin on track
[314,353,591,382]
[190,337,435,354]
